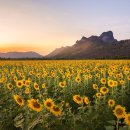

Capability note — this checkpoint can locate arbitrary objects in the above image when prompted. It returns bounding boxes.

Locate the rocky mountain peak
[80,36,88,41]
[99,31,117,43]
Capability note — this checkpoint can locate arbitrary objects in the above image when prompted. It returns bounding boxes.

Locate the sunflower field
[0,60,130,130]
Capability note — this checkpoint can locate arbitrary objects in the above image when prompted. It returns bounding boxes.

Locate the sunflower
[96,73,100,78]
[92,84,98,90]
[108,99,115,107]
[84,97,90,105]
[59,81,66,88]
[28,99,43,112]
[73,95,83,104]
[119,80,125,86]
[101,78,106,85]
[108,80,114,87]
[113,105,126,119]
[50,105,62,117]
[113,81,118,87]
[29,71,33,75]
[34,82,39,90]
[16,80,24,88]
[22,80,26,85]
[7,83,13,90]
[75,76,81,83]
[42,83,46,88]
[36,73,40,78]
[125,114,130,126]
[13,95,24,106]
[127,75,130,81]
[100,87,109,95]
[13,76,18,82]
[96,92,102,98]
[25,80,30,87]
[44,98,54,110]
[84,75,89,80]
[24,88,30,94]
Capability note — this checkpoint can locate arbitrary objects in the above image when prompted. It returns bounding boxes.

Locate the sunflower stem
[116,118,119,130]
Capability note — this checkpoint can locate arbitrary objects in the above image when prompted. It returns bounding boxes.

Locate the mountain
[99,31,117,43]
[0,51,43,59]
[47,46,69,58]
[46,31,130,59]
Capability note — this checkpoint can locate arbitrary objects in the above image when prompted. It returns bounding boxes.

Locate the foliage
[0,60,130,130]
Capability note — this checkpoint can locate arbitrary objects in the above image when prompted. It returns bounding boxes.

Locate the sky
[0,0,130,55]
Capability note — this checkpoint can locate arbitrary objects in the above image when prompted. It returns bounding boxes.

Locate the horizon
[0,30,129,56]
[0,0,130,55]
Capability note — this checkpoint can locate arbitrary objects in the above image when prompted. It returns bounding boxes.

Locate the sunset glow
[0,0,130,55]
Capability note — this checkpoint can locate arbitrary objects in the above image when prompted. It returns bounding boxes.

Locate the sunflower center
[116,108,123,115]
[97,94,101,96]
[9,84,12,88]
[110,101,113,105]
[33,102,40,108]
[110,82,113,85]
[61,83,64,86]
[103,88,107,91]
[17,97,22,103]
[76,96,81,101]
[35,85,38,88]
[18,82,22,86]
[46,102,52,107]
[53,106,60,112]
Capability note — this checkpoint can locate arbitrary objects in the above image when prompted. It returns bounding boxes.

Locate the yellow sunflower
[7,83,13,90]
[96,92,102,98]
[50,105,62,117]
[34,82,39,90]
[42,83,46,88]
[108,99,115,107]
[16,80,24,88]
[36,73,40,78]
[25,80,30,87]
[108,80,114,87]
[96,73,100,78]
[92,84,98,90]
[127,75,130,81]
[13,95,24,106]
[24,88,30,94]
[84,97,90,105]
[125,114,130,126]
[119,80,125,86]
[100,87,109,95]
[73,95,83,104]
[44,98,54,110]
[13,76,18,82]
[113,105,126,119]
[101,78,106,85]
[28,99,43,112]
[59,81,66,88]
[75,76,81,83]
[113,81,118,87]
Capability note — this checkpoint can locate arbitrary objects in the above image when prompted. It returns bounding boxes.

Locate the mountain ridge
[46,31,130,59]
[1,31,130,59]
[0,51,43,59]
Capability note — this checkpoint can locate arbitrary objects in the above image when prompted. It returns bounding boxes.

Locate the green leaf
[119,126,129,130]
[107,120,116,125]
[105,126,115,130]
